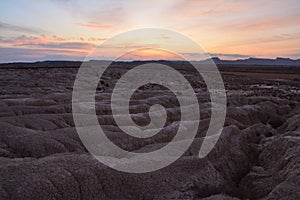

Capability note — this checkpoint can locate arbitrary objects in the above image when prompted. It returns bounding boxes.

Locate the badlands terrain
[0,61,299,199]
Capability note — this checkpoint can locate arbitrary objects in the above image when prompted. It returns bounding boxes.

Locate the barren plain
[0,61,299,199]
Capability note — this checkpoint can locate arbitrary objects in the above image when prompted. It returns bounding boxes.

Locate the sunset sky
[1,0,300,62]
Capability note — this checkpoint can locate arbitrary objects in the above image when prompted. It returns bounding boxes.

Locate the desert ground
[0,61,299,199]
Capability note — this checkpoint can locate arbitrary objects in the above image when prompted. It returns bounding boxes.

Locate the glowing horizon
[1,0,299,63]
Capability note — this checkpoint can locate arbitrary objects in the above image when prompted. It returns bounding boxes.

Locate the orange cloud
[76,23,113,30]
[0,35,70,46]
[0,35,107,51]
[222,13,300,32]
[117,48,183,61]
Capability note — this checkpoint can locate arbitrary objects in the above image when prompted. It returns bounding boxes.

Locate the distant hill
[1,57,300,68]
[0,61,82,68]
[206,57,300,66]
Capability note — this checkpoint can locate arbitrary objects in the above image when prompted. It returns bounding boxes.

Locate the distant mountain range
[204,57,300,66]
[1,57,300,67]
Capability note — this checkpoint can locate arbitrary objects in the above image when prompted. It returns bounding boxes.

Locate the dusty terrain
[0,61,299,199]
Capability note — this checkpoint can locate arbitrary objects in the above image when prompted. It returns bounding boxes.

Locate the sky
[0,0,299,62]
